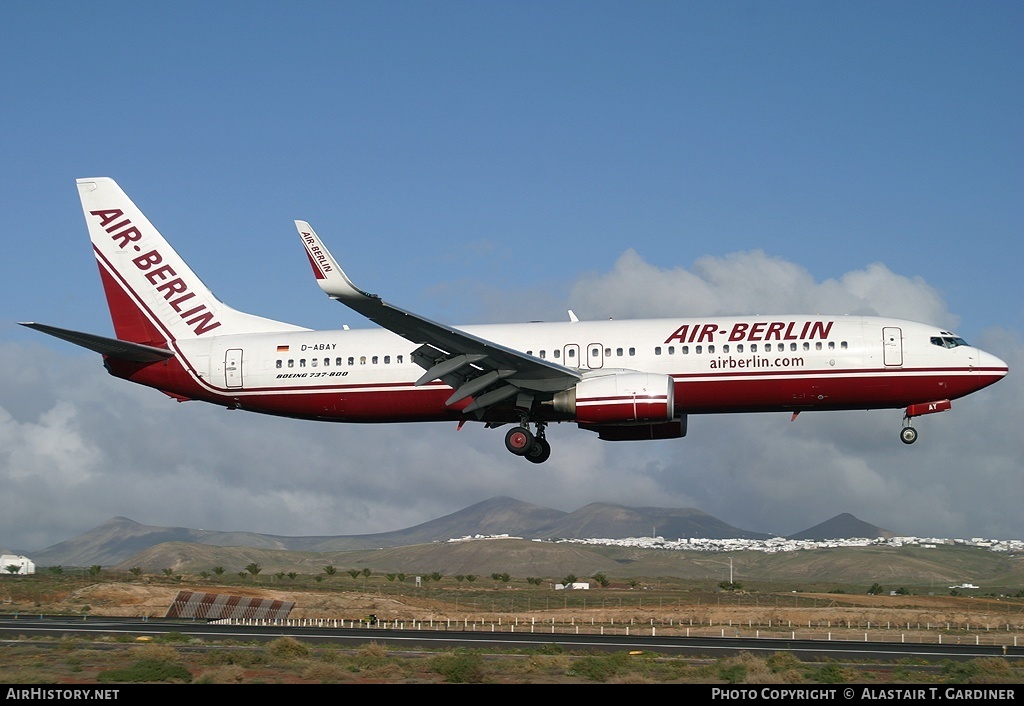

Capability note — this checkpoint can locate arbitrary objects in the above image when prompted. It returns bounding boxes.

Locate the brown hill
[33,497,887,569]
[787,512,893,540]
[119,538,1024,590]
[536,502,769,540]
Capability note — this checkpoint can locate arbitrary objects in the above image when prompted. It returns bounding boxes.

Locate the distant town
[449,534,1024,554]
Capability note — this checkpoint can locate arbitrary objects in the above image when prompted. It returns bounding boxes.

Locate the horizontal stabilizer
[19,322,175,362]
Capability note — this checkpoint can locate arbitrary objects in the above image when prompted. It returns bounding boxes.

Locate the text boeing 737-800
[21,178,1008,463]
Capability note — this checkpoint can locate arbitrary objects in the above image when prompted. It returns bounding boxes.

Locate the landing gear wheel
[525,436,551,464]
[900,426,918,445]
[505,426,535,456]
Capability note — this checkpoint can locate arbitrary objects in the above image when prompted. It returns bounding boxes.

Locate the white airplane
[22,178,1009,464]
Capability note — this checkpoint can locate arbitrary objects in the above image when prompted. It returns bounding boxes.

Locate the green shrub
[195,665,246,684]
[431,650,485,683]
[719,662,746,683]
[267,636,311,661]
[812,663,847,684]
[97,658,192,683]
[571,653,631,682]
[943,657,1012,683]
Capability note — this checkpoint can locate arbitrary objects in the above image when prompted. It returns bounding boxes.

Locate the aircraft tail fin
[78,178,304,346]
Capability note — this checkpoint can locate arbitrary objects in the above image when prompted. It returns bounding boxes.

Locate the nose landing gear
[900,399,952,445]
[504,422,551,463]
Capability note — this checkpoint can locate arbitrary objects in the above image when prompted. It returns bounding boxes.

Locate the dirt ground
[15,582,1024,640]
[4,582,1023,683]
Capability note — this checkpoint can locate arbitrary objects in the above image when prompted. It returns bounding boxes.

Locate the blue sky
[1,2,1021,552]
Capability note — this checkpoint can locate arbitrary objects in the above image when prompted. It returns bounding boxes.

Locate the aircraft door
[586,342,604,369]
[225,348,244,388]
[882,327,903,367]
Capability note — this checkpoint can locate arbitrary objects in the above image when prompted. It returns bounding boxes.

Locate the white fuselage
[113,314,1003,425]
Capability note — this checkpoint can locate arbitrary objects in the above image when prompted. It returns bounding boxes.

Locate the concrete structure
[0,555,35,575]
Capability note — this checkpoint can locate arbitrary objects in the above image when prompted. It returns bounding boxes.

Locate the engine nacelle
[552,372,675,424]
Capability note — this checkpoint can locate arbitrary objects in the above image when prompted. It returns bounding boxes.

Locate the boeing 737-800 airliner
[22,178,1008,464]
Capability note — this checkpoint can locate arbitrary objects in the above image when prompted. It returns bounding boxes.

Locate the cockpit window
[931,336,969,349]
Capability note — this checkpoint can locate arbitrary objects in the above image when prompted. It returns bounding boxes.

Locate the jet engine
[552,371,675,424]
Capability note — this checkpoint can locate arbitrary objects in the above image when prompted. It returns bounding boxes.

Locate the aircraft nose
[979,350,1009,378]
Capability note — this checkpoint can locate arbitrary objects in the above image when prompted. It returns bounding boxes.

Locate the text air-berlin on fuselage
[20,178,1008,463]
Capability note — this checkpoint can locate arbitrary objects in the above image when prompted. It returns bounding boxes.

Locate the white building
[0,555,35,575]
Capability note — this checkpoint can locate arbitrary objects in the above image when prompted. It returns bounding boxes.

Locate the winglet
[294,220,378,303]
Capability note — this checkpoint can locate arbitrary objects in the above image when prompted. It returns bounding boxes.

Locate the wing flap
[415,352,488,387]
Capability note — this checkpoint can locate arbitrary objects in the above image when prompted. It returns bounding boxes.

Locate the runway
[2,614,1020,663]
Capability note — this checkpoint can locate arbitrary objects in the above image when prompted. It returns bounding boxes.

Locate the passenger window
[336,357,343,366]
[348,356,354,365]
[668,346,675,354]
[708,345,715,354]
[539,350,546,359]
[554,350,561,359]
[592,347,600,357]
[372,356,378,364]
[750,344,758,352]
[397,355,403,364]
[840,341,847,350]
[288,359,294,368]
[276,360,282,369]
[828,341,835,350]
[803,342,809,351]
[360,356,366,365]
[628,347,635,356]
[737,344,744,353]
[682,346,689,354]
[616,348,623,356]
[384,355,391,364]
[604,347,611,356]
[764,343,772,352]
[655,346,662,355]
[311,358,318,367]
[567,349,575,359]
[695,345,702,354]
[815,342,822,351]
[300,359,306,367]
[790,343,797,351]
[722,345,729,353]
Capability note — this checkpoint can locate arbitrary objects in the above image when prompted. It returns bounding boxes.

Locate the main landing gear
[504,422,551,464]
[900,423,918,445]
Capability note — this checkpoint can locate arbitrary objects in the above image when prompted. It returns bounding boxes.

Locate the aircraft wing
[295,221,581,415]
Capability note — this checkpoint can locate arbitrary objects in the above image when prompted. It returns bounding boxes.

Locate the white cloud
[569,249,956,330]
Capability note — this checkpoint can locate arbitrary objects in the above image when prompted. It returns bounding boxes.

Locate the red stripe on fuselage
[104,350,1002,425]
